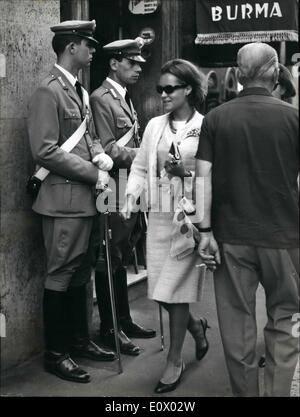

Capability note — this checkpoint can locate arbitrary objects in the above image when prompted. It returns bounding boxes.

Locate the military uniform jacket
[27,66,104,217]
[90,79,140,208]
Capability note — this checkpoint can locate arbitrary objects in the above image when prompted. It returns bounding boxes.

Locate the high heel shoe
[154,361,185,394]
[191,317,210,361]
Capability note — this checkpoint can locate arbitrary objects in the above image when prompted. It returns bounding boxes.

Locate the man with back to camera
[195,42,299,396]
[259,62,297,370]
[27,20,117,383]
[90,38,156,356]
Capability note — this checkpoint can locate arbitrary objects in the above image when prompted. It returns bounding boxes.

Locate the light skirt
[147,211,205,304]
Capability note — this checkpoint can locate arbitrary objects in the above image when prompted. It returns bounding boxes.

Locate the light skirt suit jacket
[126,111,205,303]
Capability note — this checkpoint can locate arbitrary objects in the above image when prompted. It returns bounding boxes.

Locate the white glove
[96,169,110,191]
[92,153,113,171]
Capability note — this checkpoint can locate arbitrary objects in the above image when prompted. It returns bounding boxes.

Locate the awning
[195,0,298,45]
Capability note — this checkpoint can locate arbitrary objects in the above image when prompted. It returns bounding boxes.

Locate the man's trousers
[42,216,94,291]
[214,243,299,397]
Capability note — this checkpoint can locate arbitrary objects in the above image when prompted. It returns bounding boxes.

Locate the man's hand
[197,232,221,271]
[93,153,113,171]
[120,194,136,220]
[96,169,110,191]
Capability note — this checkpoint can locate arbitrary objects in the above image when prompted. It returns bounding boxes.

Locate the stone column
[161,0,182,62]
[0,0,60,372]
[67,0,91,91]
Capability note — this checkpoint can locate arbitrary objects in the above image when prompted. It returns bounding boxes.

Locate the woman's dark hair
[52,35,83,56]
[278,63,296,99]
[161,59,207,111]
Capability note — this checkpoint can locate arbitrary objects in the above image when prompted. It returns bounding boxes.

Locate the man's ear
[67,42,77,55]
[273,66,280,86]
[237,69,246,86]
[109,58,119,71]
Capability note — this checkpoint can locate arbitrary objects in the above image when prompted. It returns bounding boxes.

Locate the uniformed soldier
[90,39,156,356]
[27,20,117,383]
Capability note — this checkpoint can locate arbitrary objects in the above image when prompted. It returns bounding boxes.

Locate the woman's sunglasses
[156,84,187,95]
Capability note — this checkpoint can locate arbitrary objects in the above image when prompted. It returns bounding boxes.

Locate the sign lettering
[195,0,298,45]
[211,2,283,22]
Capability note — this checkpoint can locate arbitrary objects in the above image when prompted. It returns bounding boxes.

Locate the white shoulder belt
[34,88,89,182]
[116,120,138,147]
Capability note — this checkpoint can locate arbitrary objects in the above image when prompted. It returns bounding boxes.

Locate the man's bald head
[237,43,279,89]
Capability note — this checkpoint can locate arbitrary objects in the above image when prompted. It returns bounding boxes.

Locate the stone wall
[0,0,60,371]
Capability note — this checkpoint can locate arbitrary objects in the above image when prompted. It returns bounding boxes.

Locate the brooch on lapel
[185,128,201,138]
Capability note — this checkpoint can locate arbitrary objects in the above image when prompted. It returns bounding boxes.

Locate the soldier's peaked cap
[103,38,146,62]
[51,20,99,45]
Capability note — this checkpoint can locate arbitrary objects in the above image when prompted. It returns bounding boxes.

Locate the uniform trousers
[94,212,139,332]
[214,243,299,397]
[42,216,94,292]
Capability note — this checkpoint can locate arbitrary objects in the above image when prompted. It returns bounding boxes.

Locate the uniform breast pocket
[116,116,132,131]
[64,108,82,136]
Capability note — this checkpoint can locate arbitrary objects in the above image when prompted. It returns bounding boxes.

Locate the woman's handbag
[164,142,192,179]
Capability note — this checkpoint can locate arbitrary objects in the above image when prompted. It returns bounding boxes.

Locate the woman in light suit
[123,59,211,393]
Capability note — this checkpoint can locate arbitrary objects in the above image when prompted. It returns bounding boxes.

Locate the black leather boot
[44,351,91,383]
[115,266,131,325]
[95,269,142,354]
[117,267,156,339]
[43,289,67,353]
[66,285,116,361]
[94,270,117,333]
[100,328,141,356]
[43,289,90,383]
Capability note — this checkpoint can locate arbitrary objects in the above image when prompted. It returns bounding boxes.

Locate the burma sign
[128,0,160,15]
[211,2,282,21]
[195,0,298,44]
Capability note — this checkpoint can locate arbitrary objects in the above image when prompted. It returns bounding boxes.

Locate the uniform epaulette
[57,75,68,90]
[97,87,111,97]
[44,73,57,86]
[45,74,69,90]
[109,88,118,99]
